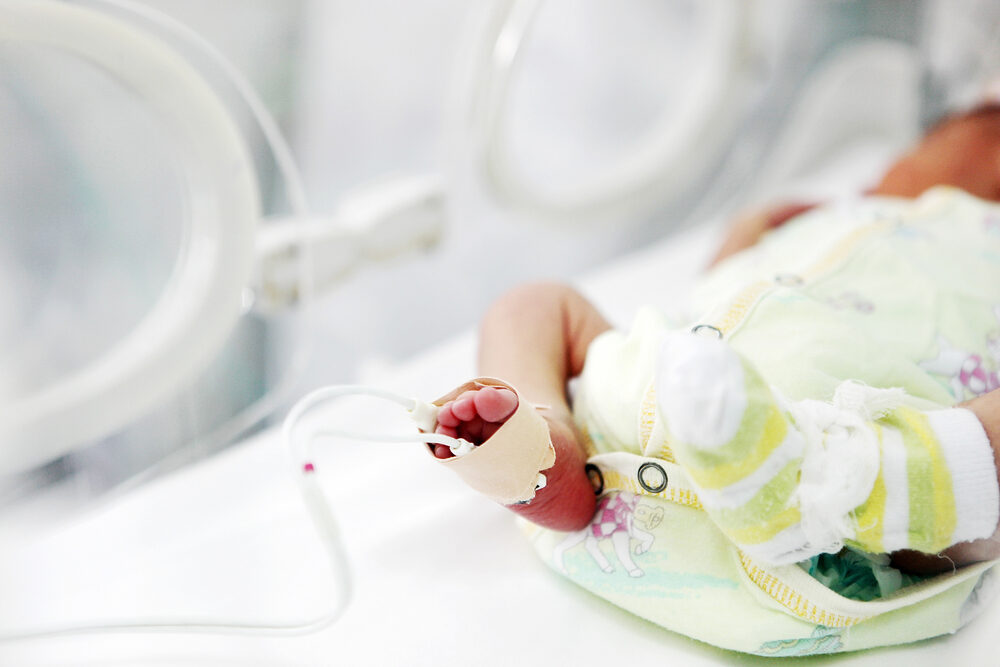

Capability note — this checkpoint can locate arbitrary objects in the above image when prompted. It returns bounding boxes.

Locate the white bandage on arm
[430,378,555,505]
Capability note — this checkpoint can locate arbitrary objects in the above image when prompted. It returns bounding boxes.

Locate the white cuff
[926,408,999,545]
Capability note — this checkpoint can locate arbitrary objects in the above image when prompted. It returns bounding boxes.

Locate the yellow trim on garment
[701,222,893,340]
[800,224,889,281]
[640,386,677,462]
[738,552,866,628]
[638,384,657,451]
[600,467,703,510]
[714,281,773,336]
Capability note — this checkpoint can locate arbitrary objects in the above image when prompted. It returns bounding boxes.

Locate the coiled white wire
[0,380,457,641]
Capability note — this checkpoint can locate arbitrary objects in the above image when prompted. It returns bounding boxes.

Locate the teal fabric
[802,549,928,602]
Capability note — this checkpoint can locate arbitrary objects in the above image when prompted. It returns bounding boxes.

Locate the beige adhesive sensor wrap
[430,377,555,505]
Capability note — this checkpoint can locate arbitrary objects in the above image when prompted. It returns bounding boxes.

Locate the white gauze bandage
[785,381,901,553]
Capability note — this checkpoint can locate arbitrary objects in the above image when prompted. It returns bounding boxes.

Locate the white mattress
[1,222,996,666]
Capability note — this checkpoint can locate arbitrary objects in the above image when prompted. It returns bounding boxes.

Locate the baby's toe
[437,404,460,428]
[431,385,518,450]
[482,421,501,440]
[451,395,477,421]
[474,386,518,423]
[459,416,485,441]
[435,424,458,439]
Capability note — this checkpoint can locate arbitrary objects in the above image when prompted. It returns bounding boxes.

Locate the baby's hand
[431,386,518,458]
[711,202,816,266]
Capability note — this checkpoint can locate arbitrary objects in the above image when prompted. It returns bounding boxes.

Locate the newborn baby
[429,106,1000,575]
[412,107,1000,654]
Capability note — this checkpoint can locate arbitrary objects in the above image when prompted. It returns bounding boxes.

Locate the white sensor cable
[285,385,474,468]
[0,385,460,642]
[0,0,431,641]
[0,0,456,645]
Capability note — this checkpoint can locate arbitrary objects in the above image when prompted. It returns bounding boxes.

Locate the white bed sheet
[1,222,996,667]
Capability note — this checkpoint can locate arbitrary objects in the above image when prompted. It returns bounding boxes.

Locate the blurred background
[2,0,1000,523]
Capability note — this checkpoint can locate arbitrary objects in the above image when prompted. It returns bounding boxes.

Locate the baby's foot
[429,379,597,531]
[431,385,519,459]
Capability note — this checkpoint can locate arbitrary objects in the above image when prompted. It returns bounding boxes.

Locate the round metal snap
[637,461,668,493]
[690,324,723,339]
[585,463,604,495]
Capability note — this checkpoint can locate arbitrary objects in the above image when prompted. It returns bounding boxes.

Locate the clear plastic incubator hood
[0,0,262,478]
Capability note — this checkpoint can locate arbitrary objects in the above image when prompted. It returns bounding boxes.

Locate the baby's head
[873,103,1000,201]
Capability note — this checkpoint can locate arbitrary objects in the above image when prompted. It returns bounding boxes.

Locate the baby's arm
[712,104,1000,266]
[476,283,612,531]
[657,333,1000,570]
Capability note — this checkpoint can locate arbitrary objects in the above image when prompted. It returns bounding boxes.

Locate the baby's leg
[477,282,612,411]
[451,283,611,531]
[657,333,1000,568]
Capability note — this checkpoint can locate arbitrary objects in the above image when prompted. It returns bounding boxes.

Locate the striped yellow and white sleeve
[851,407,998,555]
[654,332,998,566]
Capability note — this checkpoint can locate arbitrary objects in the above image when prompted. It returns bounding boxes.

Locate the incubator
[2,0,1000,662]
[0,0,445,504]
[0,0,260,478]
